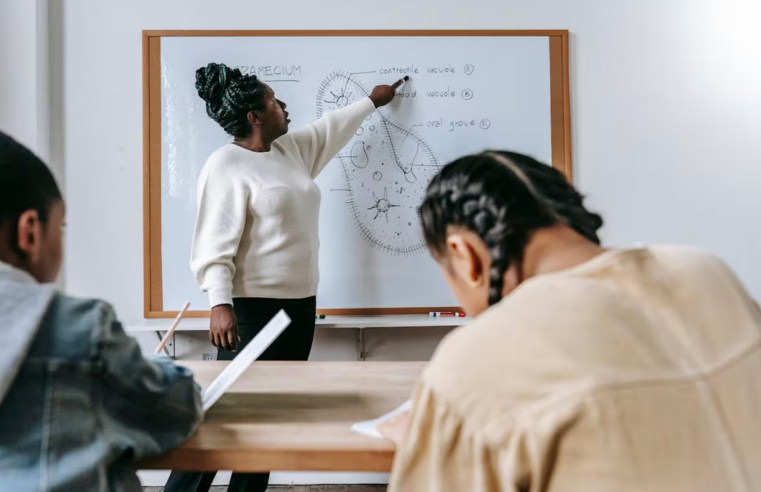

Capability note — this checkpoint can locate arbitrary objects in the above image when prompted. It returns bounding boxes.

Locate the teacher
[163,63,402,492]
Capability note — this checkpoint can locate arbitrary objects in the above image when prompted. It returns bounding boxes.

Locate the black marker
[392,75,410,89]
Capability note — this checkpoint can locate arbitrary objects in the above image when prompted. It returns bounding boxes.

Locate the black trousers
[164,296,317,492]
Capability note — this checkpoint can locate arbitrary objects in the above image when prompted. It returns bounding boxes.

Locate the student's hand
[210,304,239,352]
[369,79,404,108]
[377,410,410,447]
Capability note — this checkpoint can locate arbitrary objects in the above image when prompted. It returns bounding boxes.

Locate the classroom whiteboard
[143,31,571,317]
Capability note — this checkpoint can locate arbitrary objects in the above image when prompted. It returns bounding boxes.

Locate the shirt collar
[0,261,37,285]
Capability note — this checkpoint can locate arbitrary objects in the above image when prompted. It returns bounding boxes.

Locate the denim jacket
[0,262,203,491]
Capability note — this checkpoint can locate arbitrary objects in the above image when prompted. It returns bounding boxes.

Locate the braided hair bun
[196,63,240,107]
[195,62,267,137]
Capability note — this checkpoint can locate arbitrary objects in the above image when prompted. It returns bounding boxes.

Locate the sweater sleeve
[388,382,531,492]
[289,97,376,178]
[190,159,249,307]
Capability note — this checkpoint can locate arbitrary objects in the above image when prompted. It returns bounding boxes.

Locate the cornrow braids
[490,151,604,244]
[195,63,267,137]
[420,154,556,306]
[420,151,603,306]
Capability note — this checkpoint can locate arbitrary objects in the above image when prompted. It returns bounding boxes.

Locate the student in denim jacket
[0,131,204,491]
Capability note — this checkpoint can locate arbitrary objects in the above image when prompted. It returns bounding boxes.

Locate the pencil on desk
[154,301,190,355]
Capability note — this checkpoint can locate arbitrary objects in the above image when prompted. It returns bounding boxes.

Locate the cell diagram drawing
[316,71,440,256]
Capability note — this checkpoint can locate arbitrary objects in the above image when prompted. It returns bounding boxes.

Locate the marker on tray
[315,314,327,319]
[429,312,465,318]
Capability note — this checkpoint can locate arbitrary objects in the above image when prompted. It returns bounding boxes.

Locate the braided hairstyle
[420,150,603,306]
[195,63,268,137]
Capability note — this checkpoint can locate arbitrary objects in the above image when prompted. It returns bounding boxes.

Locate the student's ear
[445,234,485,287]
[16,209,43,261]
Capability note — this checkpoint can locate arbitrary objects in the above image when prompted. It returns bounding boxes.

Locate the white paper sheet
[202,310,291,412]
[351,399,412,438]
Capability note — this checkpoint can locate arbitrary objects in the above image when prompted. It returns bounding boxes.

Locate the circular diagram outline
[316,71,440,256]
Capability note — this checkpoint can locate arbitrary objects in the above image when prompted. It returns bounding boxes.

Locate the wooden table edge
[139,447,396,472]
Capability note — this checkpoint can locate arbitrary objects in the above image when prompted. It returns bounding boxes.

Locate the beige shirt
[389,246,761,492]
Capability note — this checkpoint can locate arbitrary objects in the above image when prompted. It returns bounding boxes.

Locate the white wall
[0,0,50,163]
[0,0,38,149]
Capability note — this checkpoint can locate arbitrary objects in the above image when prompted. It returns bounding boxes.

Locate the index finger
[227,329,237,352]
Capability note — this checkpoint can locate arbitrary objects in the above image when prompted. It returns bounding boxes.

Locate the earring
[468,276,484,287]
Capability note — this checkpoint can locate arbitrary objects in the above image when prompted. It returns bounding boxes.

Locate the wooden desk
[139,361,424,472]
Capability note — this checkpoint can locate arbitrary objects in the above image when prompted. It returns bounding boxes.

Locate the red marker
[429,312,466,318]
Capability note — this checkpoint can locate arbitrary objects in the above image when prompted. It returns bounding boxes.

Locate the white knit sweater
[190,97,377,307]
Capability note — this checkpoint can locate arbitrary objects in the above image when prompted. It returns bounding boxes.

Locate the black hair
[195,62,268,137]
[0,132,63,255]
[420,150,603,306]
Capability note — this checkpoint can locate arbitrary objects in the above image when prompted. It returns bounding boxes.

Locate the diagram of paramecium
[316,71,440,256]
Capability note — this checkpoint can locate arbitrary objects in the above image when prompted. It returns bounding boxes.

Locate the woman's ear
[445,233,485,287]
[247,111,263,126]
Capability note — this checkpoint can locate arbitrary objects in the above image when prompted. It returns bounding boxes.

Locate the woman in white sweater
[163,63,401,492]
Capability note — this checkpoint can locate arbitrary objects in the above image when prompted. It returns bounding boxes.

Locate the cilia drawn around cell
[324,87,353,108]
[368,188,399,222]
[316,71,440,256]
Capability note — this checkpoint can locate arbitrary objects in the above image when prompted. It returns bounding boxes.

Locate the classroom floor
[144,486,387,491]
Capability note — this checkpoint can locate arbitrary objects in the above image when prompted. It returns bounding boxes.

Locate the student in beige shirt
[383,150,761,492]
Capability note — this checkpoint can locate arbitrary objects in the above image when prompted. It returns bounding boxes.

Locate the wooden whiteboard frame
[143,30,572,318]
